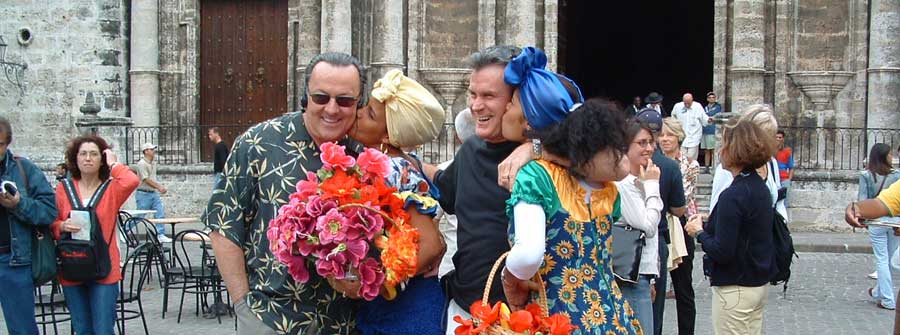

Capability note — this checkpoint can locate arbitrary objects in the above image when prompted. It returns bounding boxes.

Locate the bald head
[683,93,694,107]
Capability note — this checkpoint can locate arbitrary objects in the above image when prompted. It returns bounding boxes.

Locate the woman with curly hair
[498,45,643,335]
[50,135,139,334]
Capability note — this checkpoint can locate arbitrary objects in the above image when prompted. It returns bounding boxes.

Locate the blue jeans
[652,237,669,335]
[135,190,166,236]
[63,282,119,335]
[0,253,38,335]
[620,275,654,332]
[213,173,224,191]
[870,225,899,309]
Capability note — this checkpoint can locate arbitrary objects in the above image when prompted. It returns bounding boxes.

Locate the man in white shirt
[670,93,709,161]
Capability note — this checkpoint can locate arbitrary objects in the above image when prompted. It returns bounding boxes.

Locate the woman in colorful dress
[348,68,447,334]
[499,46,643,335]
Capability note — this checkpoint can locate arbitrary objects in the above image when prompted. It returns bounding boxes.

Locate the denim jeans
[63,282,119,335]
[870,225,899,309]
[0,253,38,335]
[135,190,166,236]
[213,173,224,191]
[620,275,654,332]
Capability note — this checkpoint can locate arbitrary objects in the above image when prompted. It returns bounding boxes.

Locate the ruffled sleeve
[505,161,560,219]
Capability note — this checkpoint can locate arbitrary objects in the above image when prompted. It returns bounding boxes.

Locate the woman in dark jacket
[684,114,778,335]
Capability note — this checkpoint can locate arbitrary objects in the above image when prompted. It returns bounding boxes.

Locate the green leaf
[317,169,334,181]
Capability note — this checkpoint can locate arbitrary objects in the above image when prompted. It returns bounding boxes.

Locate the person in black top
[624,96,643,116]
[685,115,778,335]
[208,127,229,188]
[424,45,521,333]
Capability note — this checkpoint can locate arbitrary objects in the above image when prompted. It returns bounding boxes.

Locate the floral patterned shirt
[386,155,439,216]
[203,112,362,335]
[676,153,700,217]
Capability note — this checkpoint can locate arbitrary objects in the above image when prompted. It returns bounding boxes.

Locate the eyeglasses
[310,93,358,107]
[632,140,654,148]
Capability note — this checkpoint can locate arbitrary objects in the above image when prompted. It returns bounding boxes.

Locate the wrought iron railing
[125,123,461,166]
[780,126,900,171]
[124,125,250,165]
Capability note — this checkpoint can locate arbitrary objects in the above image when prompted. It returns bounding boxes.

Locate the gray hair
[465,45,521,70]
[454,108,476,143]
[303,52,367,106]
[739,104,778,136]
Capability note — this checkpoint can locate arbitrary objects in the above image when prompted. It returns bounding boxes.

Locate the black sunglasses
[310,93,359,107]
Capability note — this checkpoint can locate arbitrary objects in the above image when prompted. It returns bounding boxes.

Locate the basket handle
[482,251,549,318]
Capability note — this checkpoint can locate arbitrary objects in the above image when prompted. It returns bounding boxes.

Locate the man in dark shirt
[624,96,642,116]
[636,108,687,335]
[207,127,229,188]
[426,45,522,332]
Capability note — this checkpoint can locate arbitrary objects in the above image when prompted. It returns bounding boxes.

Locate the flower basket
[454,252,576,335]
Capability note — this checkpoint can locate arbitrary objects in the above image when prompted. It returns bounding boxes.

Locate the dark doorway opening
[559,1,714,113]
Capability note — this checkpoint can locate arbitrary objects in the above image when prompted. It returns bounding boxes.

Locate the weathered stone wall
[789,171,859,230]
[423,1,479,69]
[0,0,128,164]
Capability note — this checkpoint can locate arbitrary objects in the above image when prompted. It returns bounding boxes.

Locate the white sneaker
[868,271,878,280]
[157,235,173,243]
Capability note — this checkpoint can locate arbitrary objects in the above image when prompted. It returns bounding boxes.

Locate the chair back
[120,243,153,301]
[172,229,215,279]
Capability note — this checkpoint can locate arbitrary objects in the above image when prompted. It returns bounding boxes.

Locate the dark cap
[636,108,663,133]
[645,92,663,104]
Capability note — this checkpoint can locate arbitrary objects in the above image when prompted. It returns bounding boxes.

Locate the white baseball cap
[141,143,158,151]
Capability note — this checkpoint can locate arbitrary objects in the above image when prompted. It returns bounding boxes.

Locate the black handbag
[611,221,645,284]
[13,157,58,286]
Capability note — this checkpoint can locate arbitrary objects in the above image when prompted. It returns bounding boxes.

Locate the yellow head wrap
[371,69,445,148]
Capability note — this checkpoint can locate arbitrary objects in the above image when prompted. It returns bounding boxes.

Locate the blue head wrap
[504,47,583,131]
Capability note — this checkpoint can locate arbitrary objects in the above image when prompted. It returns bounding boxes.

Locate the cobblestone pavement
[4,250,896,334]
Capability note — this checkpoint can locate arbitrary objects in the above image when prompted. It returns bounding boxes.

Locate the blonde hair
[739,104,778,136]
[662,117,686,144]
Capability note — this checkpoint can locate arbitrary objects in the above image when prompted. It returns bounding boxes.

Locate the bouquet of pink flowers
[267,142,419,301]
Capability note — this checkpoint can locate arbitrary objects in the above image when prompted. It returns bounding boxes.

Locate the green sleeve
[505,161,560,219]
[611,193,622,222]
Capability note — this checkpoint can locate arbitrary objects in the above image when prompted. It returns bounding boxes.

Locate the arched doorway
[558,1,714,112]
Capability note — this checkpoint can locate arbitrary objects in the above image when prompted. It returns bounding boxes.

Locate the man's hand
[844,202,866,228]
[0,191,20,209]
[684,214,704,237]
[498,143,532,190]
[327,276,362,299]
[158,186,168,194]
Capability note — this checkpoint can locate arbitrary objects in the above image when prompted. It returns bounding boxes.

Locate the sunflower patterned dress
[507,160,644,335]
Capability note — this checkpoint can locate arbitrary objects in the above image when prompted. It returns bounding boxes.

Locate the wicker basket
[481,252,549,335]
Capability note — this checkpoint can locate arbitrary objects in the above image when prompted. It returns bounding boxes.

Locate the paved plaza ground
[4,230,897,334]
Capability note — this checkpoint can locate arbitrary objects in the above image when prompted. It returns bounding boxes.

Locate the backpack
[55,178,115,282]
[767,161,797,292]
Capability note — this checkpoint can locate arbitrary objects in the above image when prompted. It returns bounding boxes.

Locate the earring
[379,143,387,154]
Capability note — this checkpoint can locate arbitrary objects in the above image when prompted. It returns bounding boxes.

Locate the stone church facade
[1,0,898,226]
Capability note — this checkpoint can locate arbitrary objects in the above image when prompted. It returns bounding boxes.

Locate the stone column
[370,0,405,78]
[505,0,536,47]
[728,0,766,115]
[130,0,160,127]
[321,0,352,54]
[866,0,900,131]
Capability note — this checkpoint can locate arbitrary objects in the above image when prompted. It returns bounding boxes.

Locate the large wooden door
[200,0,288,161]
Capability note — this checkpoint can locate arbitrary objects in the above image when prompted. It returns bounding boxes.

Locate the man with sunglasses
[204,52,365,335]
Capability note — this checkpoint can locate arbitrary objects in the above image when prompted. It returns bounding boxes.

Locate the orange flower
[320,170,360,198]
[542,313,577,335]
[508,310,535,332]
[453,315,475,335]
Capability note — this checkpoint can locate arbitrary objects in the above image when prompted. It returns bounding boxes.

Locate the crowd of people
[0,43,896,335]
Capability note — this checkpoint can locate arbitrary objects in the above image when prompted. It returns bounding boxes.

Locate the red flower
[357,148,392,180]
[294,171,319,201]
[508,310,535,332]
[542,313,577,335]
[357,257,386,300]
[453,315,475,335]
[320,142,355,170]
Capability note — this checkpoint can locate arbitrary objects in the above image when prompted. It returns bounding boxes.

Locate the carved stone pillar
[321,0,352,54]
[867,0,900,131]
[370,0,405,78]
[505,0,536,47]
[130,0,160,127]
[728,0,766,115]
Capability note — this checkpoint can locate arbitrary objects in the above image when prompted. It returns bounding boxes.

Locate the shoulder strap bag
[13,157,58,286]
[55,178,116,282]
